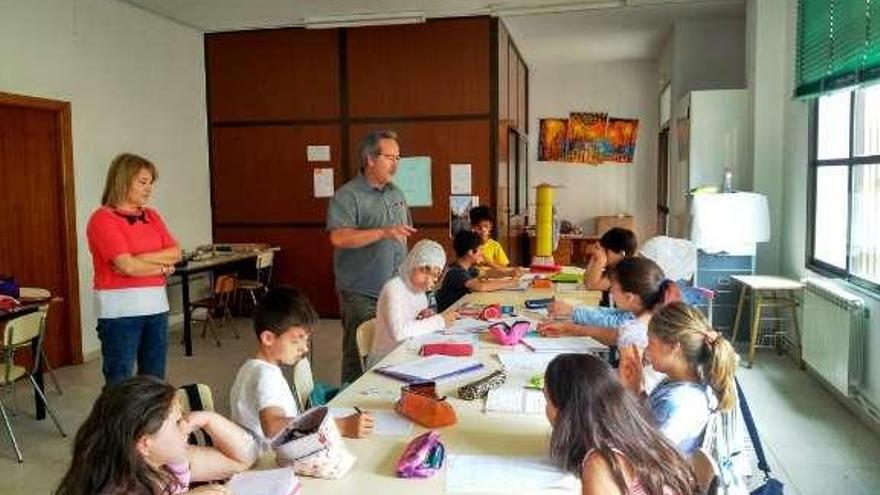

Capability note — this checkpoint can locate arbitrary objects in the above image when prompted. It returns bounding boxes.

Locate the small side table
[730,275,804,367]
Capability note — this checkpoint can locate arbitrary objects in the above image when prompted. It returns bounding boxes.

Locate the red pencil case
[419,343,474,357]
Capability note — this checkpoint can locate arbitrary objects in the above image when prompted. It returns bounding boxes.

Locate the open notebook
[375,355,484,383]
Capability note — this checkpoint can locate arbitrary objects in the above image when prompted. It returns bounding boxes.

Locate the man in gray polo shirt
[327,130,415,383]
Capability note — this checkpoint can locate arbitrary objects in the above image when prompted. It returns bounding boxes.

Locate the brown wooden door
[657,127,670,235]
[0,92,81,366]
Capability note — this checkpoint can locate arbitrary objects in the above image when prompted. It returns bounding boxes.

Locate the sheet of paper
[306,144,331,162]
[226,468,300,495]
[485,387,546,415]
[521,336,607,354]
[450,163,472,194]
[313,168,334,198]
[496,351,559,374]
[378,355,483,382]
[329,408,413,437]
[395,156,433,207]
[446,317,490,333]
[446,455,578,493]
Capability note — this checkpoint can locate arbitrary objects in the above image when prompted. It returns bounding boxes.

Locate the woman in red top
[87,153,181,385]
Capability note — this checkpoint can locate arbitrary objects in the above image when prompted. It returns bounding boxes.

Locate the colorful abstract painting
[538,119,568,161]
[605,118,639,163]
[537,111,639,165]
[566,112,607,164]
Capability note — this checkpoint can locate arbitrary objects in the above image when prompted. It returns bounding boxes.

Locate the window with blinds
[809,84,880,292]
[796,0,880,98]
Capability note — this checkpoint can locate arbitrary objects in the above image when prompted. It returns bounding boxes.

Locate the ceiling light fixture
[304,12,427,29]
[491,0,625,17]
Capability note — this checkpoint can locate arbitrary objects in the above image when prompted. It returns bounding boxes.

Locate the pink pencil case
[396,430,445,478]
[487,320,531,346]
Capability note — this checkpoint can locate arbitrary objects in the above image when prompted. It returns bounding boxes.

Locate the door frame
[0,91,82,364]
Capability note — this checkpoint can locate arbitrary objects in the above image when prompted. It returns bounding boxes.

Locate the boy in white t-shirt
[230,286,373,451]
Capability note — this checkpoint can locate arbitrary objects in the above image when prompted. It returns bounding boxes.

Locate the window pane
[814,166,849,269]
[817,90,852,160]
[851,164,880,284]
[855,84,880,157]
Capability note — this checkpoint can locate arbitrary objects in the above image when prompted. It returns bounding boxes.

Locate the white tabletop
[730,275,805,291]
[297,286,601,494]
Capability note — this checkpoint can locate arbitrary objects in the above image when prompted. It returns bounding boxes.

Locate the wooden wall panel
[347,18,491,118]
[214,226,338,316]
[348,120,491,225]
[206,29,340,122]
[410,226,454,261]
[507,45,519,131]
[498,24,509,123]
[211,125,342,224]
[517,57,528,134]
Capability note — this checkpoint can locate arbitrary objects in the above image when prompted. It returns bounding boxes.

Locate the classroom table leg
[731,283,747,344]
[747,294,763,368]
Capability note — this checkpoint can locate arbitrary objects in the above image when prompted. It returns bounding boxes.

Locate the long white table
[298,287,601,494]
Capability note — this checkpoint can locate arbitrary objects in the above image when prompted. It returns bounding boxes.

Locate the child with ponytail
[620,301,738,455]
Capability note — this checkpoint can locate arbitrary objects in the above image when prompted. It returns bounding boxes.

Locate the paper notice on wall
[395,156,433,207]
[306,145,331,162]
[450,163,472,194]
[313,168,334,198]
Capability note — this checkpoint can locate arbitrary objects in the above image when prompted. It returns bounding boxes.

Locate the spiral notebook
[375,355,484,383]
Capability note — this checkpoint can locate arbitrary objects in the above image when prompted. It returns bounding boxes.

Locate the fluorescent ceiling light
[305,12,426,29]
[492,1,625,17]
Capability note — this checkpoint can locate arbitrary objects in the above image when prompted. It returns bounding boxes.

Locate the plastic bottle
[721,168,733,193]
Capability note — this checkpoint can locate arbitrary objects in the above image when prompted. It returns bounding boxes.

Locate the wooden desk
[298,286,601,494]
[524,233,598,266]
[172,247,279,356]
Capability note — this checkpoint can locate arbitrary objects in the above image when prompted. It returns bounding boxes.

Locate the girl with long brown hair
[544,353,697,495]
[54,376,256,495]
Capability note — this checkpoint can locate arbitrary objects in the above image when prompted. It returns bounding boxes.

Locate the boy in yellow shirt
[469,206,520,275]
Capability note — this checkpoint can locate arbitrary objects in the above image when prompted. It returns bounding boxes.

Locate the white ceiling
[119,0,744,63]
[504,1,744,65]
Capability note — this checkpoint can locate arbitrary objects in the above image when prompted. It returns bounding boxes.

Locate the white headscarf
[399,239,447,290]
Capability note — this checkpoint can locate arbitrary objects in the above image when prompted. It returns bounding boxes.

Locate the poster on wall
[537,112,639,165]
[538,119,568,161]
[450,163,472,194]
[566,112,608,165]
[395,156,433,207]
[605,118,639,163]
[449,195,479,238]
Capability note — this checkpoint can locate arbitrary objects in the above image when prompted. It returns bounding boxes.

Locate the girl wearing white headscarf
[369,240,458,367]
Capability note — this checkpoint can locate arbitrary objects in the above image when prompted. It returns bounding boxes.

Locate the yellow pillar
[534,183,555,265]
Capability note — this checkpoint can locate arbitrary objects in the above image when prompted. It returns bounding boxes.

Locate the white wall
[528,60,659,242]
[663,19,747,237]
[0,0,212,359]
[746,0,787,275]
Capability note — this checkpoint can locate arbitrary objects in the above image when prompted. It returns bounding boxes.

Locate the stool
[730,275,804,368]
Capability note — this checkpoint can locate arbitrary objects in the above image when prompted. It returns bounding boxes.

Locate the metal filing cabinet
[695,250,754,337]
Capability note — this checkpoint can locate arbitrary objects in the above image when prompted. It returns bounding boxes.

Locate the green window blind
[796,0,880,98]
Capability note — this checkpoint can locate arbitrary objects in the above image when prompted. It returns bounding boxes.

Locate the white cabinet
[677,89,749,191]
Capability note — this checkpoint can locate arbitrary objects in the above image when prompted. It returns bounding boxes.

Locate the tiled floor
[0,318,878,494]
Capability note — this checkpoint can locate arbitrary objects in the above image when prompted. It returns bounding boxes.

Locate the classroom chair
[237,250,275,311]
[189,273,238,347]
[18,287,63,395]
[175,383,215,447]
[0,311,66,462]
[290,358,314,412]
[356,318,377,370]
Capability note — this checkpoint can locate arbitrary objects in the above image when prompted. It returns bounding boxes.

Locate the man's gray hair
[359,130,398,171]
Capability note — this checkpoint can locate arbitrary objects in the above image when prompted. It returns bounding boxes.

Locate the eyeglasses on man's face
[375,153,401,163]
